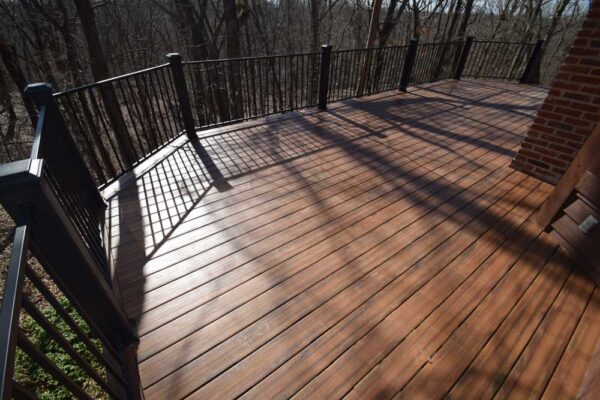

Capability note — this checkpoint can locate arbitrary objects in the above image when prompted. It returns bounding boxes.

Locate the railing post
[399,39,419,92]
[318,44,332,111]
[454,36,474,80]
[167,54,229,188]
[24,84,106,215]
[520,40,544,84]
[166,53,198,141]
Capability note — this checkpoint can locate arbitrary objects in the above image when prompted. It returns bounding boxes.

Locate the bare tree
[356,0,383,97]
[73,0,136,166]
[224,0,244,118]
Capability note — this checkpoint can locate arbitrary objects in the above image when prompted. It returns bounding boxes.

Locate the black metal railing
[182,52,322,127]
[328,45,409,102]
[0,84,139,399]
[32,37,542,190]
[410,41,463,84]
[53,64,184,188]
[463,40,538,80]
[28,85,109,278]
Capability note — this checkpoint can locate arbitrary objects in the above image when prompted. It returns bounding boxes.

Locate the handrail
[53,63,171,97]
[54,62,182,187]
[183,51,322,64]
[26,84,109,274]
[473,39,535,45]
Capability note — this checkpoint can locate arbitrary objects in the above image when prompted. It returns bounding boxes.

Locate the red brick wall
[511,0,600,184]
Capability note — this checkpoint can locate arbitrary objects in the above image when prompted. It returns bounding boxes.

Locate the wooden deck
[106,79,600,400]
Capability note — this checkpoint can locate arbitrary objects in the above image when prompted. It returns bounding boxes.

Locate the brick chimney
[511,0,600,185]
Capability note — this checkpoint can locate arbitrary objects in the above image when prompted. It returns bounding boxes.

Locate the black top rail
[53,63,171,98]
[54,62,183,188]
[184,51,322,63]
[472,39,536,45]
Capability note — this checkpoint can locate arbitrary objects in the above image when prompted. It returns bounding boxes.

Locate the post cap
[321,44,332,50]
[166,53,182,62]
[24,83,53,96]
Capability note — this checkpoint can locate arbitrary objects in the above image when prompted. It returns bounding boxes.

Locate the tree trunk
[20,1,58,86]
[456,0,474,41]
[223,0,244,119]
[309,0,321,104]
[412,0,421,39]
[372,0,409,90]
[378,0,409,47]
[444,0,463,41]
[173,0,231,123]
[432,0,463,80]
[0,36,36,125]
[356,0,383,97]
[451,0,475,71]
[55,0,84,85]
[0,67,18,160]
[72,0,111,80]
[73,0,137,167]
[543,0,572,56]
[522,0,544,43]
[310,0,321,52]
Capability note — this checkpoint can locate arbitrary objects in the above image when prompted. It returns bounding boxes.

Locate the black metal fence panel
[13,257,130,399]
[462,41,535,80]
[183,53,322,128]
[0,87,138,398]
[411,41,463,85]
[328,45,409,102]
[53,64,183,188]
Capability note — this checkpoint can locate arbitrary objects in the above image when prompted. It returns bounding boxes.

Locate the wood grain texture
[105,79,599,400]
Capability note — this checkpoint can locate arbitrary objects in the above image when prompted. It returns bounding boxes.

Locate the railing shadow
[106,140,213,318]
[194,111,371,179]
[192,80,544,184]
[337,79,543,157]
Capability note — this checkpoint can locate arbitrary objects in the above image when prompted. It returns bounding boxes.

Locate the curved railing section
[46,37,543,189]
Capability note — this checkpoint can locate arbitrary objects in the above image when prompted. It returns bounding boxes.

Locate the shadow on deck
[105,79,600,400]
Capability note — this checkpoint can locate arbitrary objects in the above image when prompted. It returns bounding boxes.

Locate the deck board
[106,79,599,399]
